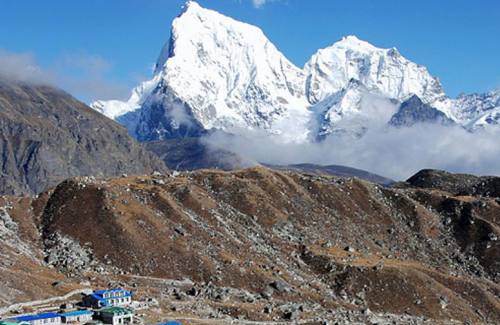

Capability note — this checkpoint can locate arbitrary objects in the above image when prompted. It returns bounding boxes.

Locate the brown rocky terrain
[0,168,499,324]
[0,80,166,195]
[406,169,500,198]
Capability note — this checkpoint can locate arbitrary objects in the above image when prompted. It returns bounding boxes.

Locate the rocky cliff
[0,80,166,195]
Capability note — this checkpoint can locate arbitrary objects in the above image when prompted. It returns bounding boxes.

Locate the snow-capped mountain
[310,79,395,138]
[452,90,500,129]
[95,1,310,142]
[304,35,445,105]
[92,1,499,143]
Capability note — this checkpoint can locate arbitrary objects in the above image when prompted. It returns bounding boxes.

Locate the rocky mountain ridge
[0,80,166,195]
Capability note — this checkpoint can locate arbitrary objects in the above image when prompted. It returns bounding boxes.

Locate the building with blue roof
[10,312,61,325]
[0,321,31,325]
[83,288,132,308]
[59,310,93,324]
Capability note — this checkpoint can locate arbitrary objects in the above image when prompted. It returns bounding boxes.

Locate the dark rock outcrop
[145,137,252,171]
[0,80,166,195]
[267,163,394,185]
[390,95,454,127]
[406,169,500,198]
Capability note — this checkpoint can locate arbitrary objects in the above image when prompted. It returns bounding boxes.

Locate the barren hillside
[1,168,499,324]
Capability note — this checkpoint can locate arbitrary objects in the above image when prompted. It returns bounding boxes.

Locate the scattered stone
[43,232,98,273]
[344,246,356,253]
[269,280,290,293]
[283,310,299,320]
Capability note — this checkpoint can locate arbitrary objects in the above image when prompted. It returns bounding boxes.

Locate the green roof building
[96,307,133,325]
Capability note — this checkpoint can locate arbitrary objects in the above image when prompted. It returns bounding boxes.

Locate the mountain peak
[103,0,310,142]
[93,2,497,142]
[334,35,378,52]
[333,36,402,57]
[182,0,202,13]
[305,34,445,105]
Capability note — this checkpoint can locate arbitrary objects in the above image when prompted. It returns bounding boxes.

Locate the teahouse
[83,289,132,308]
[95,307,133,325]
[9,312,61,325]
[59,310,93,324]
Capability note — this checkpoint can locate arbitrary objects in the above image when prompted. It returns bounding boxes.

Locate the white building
[60,310,93,324]
[96,307,133,325]
[83,289,132,308]
[10,312,61,325]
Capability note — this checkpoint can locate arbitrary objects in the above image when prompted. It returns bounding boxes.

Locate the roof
[93,288,129,295]
[98,307,133,316]
[13,312,60,322]
[60,310,93,317]
[90,288,131,302]
[0,321,29,325]
[157,322,182,325]
[90,293,106,302]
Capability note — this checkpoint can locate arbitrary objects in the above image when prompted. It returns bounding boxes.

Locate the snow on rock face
[312,80,368,138]
[90,75,162,134]
[304,35,445,105]
[164,1,310,140]
[312,79,401,139]
[98,1,311,142]
[451,90,500,129]
[91,1,498,142]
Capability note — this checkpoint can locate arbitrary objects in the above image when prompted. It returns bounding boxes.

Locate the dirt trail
[0,288,92,317]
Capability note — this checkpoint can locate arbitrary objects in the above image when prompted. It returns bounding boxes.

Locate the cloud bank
[204,125,500,180]
[203,95,500,180]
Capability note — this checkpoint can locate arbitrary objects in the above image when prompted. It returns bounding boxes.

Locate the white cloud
[251,0,283,8]
[204,124,500,180]
[252,0,267,8]
[0,49,130,103]
[203,95,500,180]
[0,50,56,85]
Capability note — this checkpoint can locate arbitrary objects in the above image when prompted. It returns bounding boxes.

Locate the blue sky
[1,0,499,102]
